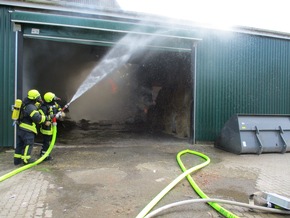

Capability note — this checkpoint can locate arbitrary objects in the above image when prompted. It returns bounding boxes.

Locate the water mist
[68,32,160,105]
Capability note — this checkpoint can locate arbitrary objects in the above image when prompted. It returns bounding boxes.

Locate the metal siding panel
[21,24,194,52]
[196,31,290,141]
[11,11,199,51]
[0,7,15,147]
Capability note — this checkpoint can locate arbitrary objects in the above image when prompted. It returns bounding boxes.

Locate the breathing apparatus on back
[11,99,23,121]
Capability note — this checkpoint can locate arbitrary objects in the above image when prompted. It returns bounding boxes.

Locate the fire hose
[136,150,238,218]
[176,149,238,217]
[144,198,290,217]
[0,118,58,183]
[138,150,290,218]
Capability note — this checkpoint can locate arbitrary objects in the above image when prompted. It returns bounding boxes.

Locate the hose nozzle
[62,103,70,111]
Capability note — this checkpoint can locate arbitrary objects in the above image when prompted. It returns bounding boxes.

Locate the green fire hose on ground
[0,119,58,183]
[176,149,239,218]
[136,149,239,218]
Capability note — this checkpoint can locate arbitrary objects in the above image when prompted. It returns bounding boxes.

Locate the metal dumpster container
[215,114,290,154]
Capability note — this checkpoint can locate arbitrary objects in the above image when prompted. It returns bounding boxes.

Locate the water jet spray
[67,31,163,106]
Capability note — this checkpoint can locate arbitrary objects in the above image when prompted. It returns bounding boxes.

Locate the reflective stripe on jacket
[40,126,53,135]
[19,122,37,134]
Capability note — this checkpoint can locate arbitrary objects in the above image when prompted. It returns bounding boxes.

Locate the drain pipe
[0,117,58,183]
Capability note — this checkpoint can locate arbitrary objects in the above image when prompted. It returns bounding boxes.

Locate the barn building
[1,0,290,147]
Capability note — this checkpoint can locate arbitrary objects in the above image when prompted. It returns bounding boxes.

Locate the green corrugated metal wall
[196,30,290,141]
[0,7,15,147]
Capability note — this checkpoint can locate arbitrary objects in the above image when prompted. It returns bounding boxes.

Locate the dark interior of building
[22,38,193,144]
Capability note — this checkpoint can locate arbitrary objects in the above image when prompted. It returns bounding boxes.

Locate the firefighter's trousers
[14,128,35,165]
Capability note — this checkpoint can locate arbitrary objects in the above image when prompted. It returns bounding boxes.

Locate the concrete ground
[1,130,290,218]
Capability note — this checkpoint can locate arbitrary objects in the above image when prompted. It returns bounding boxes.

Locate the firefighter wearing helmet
[14,89,47,165]
[39,92,65,161]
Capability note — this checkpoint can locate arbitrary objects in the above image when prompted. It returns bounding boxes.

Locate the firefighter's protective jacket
[39,102,61,135]
[19,98,46,134]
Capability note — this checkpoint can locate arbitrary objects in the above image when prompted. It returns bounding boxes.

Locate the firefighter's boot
[40,149,53,161]
[14,154,22,165]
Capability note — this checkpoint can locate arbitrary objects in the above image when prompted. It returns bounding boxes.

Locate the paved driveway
[1,131,290,218]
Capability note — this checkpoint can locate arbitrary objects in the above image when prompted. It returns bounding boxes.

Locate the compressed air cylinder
[11,99,22,120]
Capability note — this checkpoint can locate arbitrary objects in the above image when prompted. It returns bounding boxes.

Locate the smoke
[70,64,140,122]
[23,39,105,101]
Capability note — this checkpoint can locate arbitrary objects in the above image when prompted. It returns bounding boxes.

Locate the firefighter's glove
[61,112,66,118]
[55,111,66,120]
[45,121,52,126]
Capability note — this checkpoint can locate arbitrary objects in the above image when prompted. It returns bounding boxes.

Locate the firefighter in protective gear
[39,92,65,161]
[14,89,47,165]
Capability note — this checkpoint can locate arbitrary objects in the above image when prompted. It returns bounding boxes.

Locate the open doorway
[22,38,193,144]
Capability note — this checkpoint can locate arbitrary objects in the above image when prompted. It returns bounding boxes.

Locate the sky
[117,0,290,34]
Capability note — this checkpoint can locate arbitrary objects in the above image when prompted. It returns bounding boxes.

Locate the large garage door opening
[22,38,194,144]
